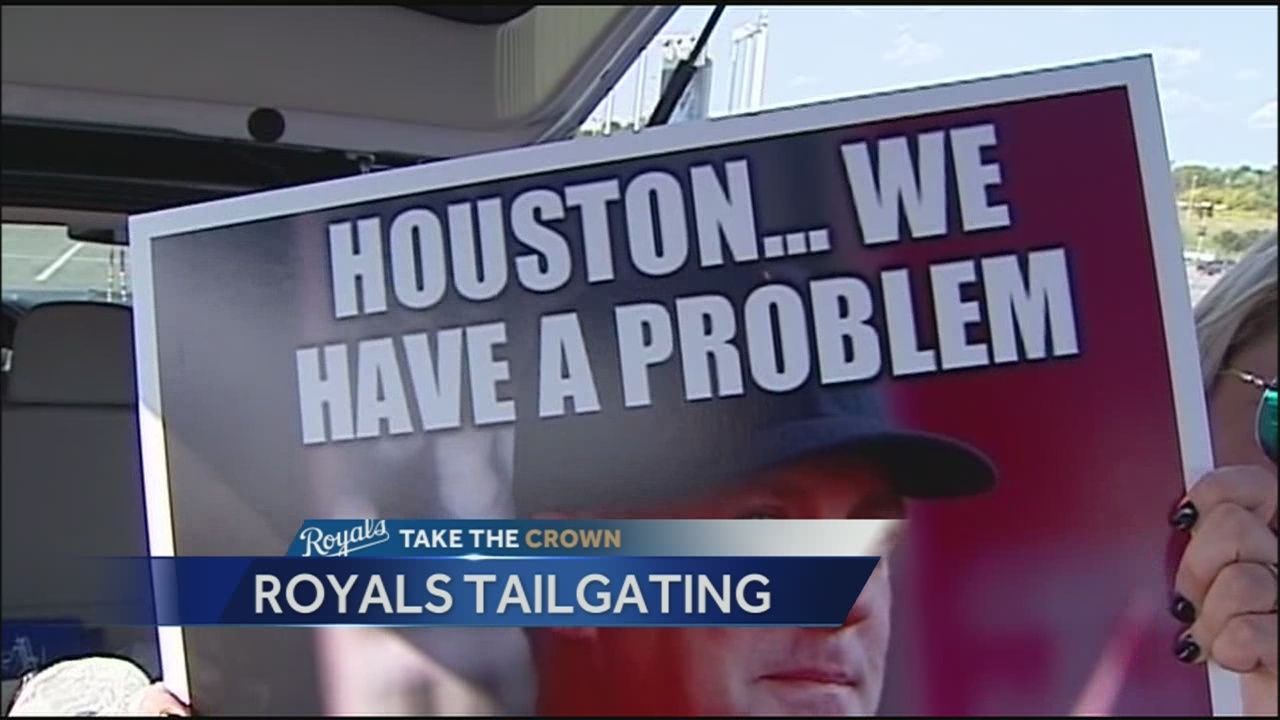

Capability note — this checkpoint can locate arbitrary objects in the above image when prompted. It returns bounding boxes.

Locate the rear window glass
[1,223,131,308]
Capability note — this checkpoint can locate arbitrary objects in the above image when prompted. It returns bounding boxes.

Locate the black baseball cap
[508,262,997,516]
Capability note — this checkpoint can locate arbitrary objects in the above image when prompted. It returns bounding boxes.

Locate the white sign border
[128,54,1232,714]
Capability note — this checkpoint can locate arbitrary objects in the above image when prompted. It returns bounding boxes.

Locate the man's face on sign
[538,454,905,717]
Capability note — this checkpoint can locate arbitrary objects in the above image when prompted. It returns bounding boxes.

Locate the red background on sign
[820,89,1211,715]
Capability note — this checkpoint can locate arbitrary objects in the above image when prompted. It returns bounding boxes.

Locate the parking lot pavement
[1186,266,1222,306]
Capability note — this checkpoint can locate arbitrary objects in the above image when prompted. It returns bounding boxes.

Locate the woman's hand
[135,683,192,716]
[1172,465,1278,716]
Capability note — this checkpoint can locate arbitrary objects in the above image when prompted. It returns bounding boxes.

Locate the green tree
[1210,228,1272,256]
[1212,229,1245,255]
[1174,164,1278,214]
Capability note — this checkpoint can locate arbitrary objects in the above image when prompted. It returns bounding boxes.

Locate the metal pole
[632,49,649,130]
[1186,174,1198,223]
[749,11,769,111]
[727,34,742,114]
[648,5,725,127]
[120,248,130,304]
[602,91,616,136]
[106,247,117,303]
[1188,174,1200,253]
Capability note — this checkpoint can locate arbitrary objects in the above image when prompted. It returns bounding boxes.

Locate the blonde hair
[1194,232,1278,389]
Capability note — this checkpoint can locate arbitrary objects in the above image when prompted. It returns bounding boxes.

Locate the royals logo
[296,519,390,557]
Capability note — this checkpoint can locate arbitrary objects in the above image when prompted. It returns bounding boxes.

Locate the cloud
[1236,68,1261,82]
[789,75,818,88]
[1161,88,1219,115]
[883,30,943,67]
[1063,6,1099,13]
[1152,46,1202,77]
[1248,100,1278,129]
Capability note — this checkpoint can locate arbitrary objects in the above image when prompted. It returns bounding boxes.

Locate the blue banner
[123,556,879,627]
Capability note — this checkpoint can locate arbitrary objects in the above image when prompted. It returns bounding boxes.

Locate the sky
[591,5,1278,168]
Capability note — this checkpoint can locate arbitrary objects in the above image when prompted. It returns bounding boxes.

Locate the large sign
[128,56,1228,715]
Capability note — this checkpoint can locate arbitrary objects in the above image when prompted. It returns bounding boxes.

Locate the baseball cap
[508,261,997,516]
[7,656,152,716]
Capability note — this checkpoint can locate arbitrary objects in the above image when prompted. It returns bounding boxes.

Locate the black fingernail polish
[1170,595,1196,623]
[1174,635,1201,663]
[1170,501,1198,531]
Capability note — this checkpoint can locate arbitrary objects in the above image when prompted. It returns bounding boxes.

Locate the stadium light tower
[655,33,714,124]
[726,10,769,115]
[631,49,650,129]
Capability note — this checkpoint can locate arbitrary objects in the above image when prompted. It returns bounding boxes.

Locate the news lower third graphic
[69,520,891,630]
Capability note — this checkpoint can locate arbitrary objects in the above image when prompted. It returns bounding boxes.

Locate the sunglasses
[1227,368,1278,463]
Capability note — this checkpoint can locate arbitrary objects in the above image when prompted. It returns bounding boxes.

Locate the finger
[136,684,191,717]
[1209,614,1279,674]
[1174,503,1278,608]
[1187,562,1278,653]
[1184,466,1279,528]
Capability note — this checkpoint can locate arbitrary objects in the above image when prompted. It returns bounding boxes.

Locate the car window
[1,223,131,308]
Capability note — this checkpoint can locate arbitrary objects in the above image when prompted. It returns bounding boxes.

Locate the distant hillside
[1173,164,1277,257]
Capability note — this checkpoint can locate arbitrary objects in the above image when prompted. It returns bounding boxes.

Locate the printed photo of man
[509,264,998,716]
